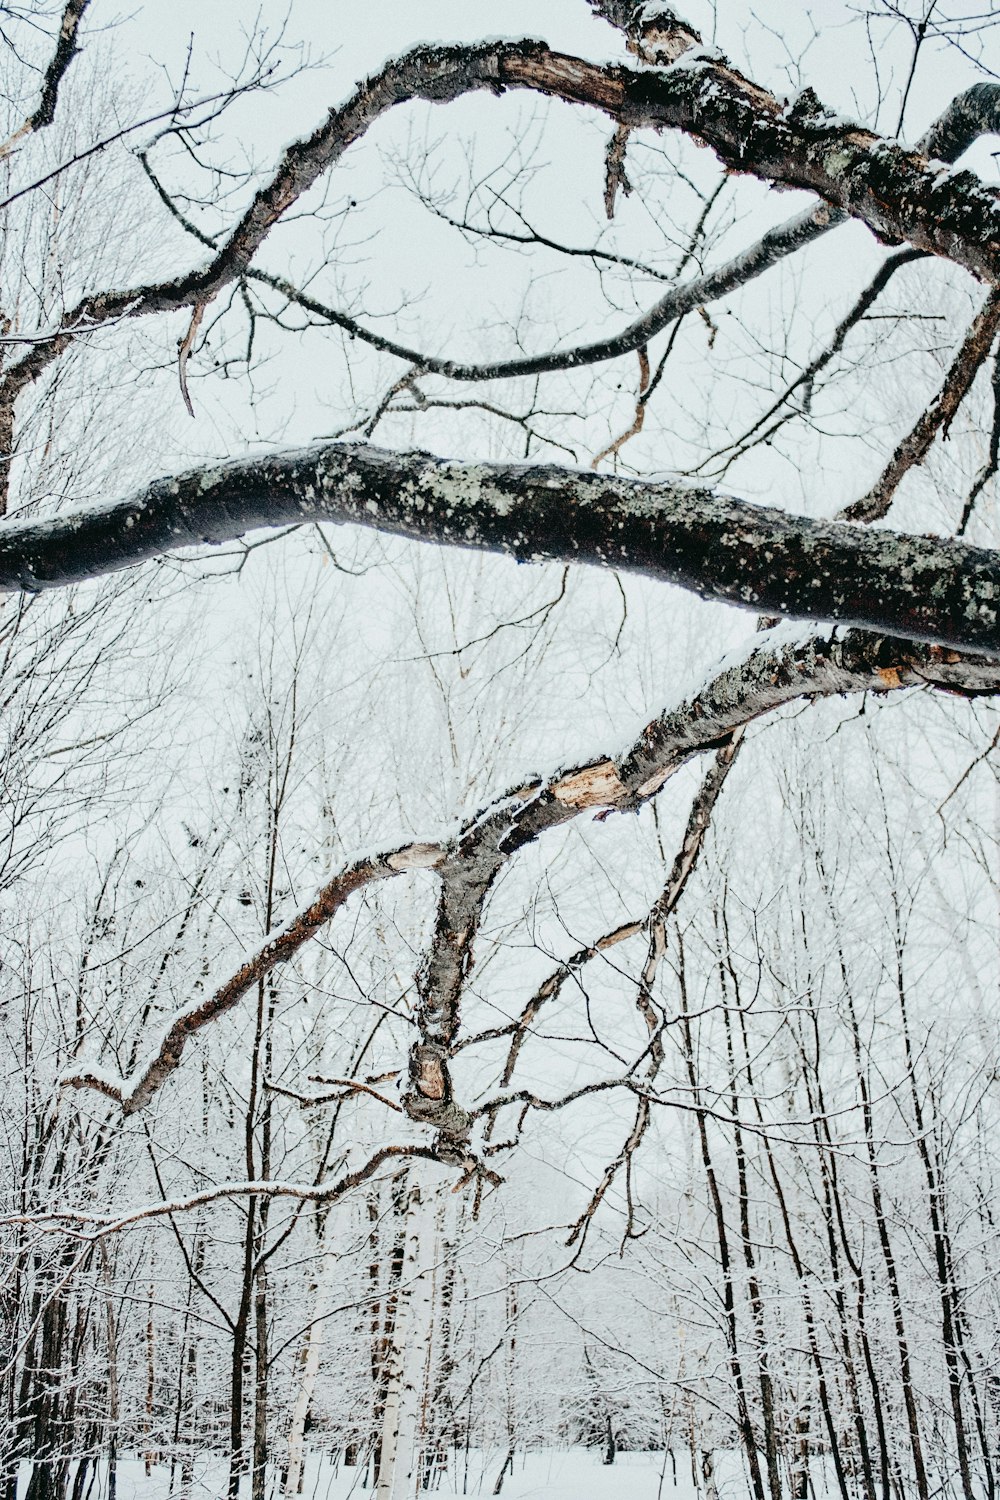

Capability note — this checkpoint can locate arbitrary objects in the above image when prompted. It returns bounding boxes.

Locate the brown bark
[0,0,91,158]
[844,290,1000,523]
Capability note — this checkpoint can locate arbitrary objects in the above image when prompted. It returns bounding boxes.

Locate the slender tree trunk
[756,932,849,1500]
[376,1169,439,1500]
[284,1212,340,1495]
[143,1286,157,1476]
[677,938,766,1500]
[251,1247,269,1500]
[97,1242,119,1500]
[718,926,782,1500]
[893,926,976,1500]
[422,1206,457,1490]
[228,1201,255,1499]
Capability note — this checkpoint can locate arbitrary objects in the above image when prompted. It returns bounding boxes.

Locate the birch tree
[1,0,1000,1494]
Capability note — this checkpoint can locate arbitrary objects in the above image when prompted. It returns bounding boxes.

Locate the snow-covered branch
[1,1145,442,1240]
[61,619,998,1120]
[4,442,999,656]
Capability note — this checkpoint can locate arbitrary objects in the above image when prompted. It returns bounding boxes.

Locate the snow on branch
[60,840,446,1113]
[60,620,1000,1119]
[4,442,1000,657]
[1,1145,442,1241]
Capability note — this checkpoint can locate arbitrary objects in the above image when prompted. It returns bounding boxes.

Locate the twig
[843,289,1000,523]
[177,302,205,418]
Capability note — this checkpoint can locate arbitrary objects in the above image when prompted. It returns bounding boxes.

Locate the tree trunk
[376,1169,439,1500]
[284,1212,341,1496]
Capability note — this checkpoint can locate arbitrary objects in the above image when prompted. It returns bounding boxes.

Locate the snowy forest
[1,0,999,1497]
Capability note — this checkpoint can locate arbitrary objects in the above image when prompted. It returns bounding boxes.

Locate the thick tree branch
[498,48,1000,283]
[4,442,1000,656]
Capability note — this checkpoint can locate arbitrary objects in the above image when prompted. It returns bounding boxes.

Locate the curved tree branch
[918,82,1000,164]
[1,1145,443,1239]
[3,441,999,656]
[60,621,1000,1118]
[247,203,836,384]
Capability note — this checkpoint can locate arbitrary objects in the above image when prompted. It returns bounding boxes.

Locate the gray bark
[4,443,999,656]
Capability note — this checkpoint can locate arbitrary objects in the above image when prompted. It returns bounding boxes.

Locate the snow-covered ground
[16,1448,817,1500]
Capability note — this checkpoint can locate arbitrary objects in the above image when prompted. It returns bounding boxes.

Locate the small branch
[958,353,1000,536]
[307,1074,403,1112]
[177,301,206,418]
[843,289,1000,524]
[136,150,218,250]
[709,247,924,473]
[59,839,445,1112]
[604,123,632,218]
[591,345,650,467]
[935,722,1000,816]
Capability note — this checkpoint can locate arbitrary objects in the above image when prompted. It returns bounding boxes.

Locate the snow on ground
[17,1448,831,1499]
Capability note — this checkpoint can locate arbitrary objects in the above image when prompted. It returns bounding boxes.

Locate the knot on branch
[630,8,703,66]
[785,86,840,131]
[404,1042,472,1141]
[587,1,702,66]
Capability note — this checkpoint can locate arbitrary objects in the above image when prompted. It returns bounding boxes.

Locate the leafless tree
[1,0,1000,1493]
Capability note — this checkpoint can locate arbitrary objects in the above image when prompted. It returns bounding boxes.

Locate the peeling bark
[0,0,91,159]
[59,623,1000,1121]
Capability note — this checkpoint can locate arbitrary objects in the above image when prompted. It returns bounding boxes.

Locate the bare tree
[2,0,1000,1493]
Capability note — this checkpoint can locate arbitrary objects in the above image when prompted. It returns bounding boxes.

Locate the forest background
[0,2,998,1498]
